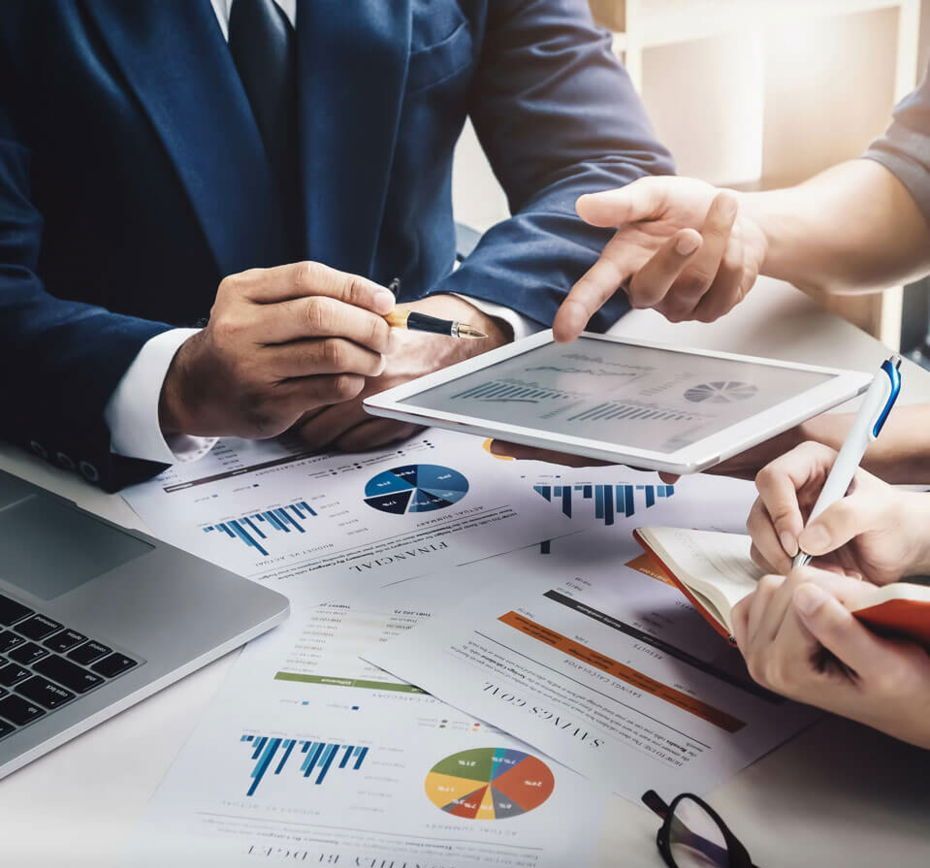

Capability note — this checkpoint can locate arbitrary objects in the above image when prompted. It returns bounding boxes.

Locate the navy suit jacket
[0,0,673,491]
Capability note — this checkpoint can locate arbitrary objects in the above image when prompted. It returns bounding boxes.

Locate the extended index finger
[553,256,626,342]
[553,233,650,341]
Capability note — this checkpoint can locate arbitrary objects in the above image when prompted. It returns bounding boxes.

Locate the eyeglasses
[641,790,757,868]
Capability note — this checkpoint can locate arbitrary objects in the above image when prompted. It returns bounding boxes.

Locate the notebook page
[643,528,763,623]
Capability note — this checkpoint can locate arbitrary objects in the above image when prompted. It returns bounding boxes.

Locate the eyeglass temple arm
[674,825,732,864]
[641,789,670,819]
[643,790,757,868]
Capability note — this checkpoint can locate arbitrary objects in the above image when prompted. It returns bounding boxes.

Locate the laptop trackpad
[0,495,153,600]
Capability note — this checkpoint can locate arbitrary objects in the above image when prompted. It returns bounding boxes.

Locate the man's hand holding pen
[159,261,507,451]
[158,261,396,443]
[294,293,510,451]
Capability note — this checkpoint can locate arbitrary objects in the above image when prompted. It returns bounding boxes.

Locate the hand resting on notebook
[731,566,930,749]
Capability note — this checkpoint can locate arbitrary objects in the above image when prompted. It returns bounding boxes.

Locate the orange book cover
[634,529,930,648]
[854,598,930,646]
[632,529,735,644]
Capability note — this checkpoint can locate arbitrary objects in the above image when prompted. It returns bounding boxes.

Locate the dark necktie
[228,0,301,257]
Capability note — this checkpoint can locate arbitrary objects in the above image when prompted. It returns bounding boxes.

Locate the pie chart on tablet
[684,380,758,403]
[363,464,469,514]
[424,748,555,820]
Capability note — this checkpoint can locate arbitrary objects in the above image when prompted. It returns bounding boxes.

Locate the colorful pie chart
[364,464,469,514]
[424,748,555,820]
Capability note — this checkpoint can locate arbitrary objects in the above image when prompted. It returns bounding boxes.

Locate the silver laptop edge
[0,469,289,779]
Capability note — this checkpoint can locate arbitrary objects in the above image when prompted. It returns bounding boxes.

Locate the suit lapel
[295,0,412,276]
[82,0,285,276]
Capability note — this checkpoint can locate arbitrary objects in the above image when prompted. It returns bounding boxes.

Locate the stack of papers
[120,430,817,867]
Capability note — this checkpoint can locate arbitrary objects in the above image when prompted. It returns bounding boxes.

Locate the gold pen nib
[453,323,487,340]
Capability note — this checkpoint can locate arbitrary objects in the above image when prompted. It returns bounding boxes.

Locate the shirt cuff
[104,328,218,465]
[451,294,540,342]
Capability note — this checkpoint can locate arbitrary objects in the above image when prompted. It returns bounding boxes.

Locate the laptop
[0,469,289,779]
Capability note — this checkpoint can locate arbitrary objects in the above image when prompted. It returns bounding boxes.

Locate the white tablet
[364,331,871,474]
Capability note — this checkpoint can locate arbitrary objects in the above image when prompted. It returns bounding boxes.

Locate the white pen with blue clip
[793,354,903,569]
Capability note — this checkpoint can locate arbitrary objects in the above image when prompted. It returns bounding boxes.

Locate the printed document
[121,429,575,599]
[121,428,747,600]
[369,506,817,801]
[125,578,607,867]
[122,432,784,863]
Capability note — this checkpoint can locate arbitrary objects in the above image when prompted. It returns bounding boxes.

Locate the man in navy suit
[0,0,673,491]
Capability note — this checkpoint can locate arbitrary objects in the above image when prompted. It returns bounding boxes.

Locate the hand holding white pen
[744,356,921,582]
[792,355,902,568]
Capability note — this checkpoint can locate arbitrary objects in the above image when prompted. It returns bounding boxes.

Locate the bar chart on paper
[202,500,317,557]
[532,482,674,526]
[240,733,369,797]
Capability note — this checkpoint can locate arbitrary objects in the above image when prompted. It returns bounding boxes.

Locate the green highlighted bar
[274,671,426,694]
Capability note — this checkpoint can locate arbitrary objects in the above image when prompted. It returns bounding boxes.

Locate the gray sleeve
[863,63,930,225]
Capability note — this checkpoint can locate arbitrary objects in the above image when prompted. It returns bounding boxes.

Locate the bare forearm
[802,404,930,484]
[740,160,930,295]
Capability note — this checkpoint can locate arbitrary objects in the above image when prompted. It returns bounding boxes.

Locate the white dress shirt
[104,0,537,466]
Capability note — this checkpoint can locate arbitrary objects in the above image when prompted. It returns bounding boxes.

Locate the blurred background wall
[452,0,930,362]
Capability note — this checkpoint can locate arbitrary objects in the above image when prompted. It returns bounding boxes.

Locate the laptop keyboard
[0,592,139,740]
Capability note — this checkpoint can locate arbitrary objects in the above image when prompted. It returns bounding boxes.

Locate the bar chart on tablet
[402,337,841,456]
[566,401,698,423]
[447,354,647,407]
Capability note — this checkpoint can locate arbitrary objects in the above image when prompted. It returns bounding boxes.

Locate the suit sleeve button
[56,452,75,470]
[29,440,47,459]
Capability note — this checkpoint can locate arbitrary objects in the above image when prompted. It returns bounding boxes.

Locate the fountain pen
[384,308,487,340]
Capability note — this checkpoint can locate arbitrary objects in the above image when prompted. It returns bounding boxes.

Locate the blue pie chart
[364,464,469,514]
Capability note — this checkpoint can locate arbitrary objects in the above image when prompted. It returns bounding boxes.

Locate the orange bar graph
[498,611,745,733]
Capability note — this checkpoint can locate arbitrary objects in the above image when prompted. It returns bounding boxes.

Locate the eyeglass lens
[668,796,731,868]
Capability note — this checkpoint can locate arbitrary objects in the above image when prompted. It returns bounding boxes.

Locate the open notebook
[634,527,930,646]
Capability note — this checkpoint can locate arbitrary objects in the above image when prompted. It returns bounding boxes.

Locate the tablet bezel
[364,331,872,474]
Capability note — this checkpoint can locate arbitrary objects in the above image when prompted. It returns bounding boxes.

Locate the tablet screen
[402,338,833,453]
